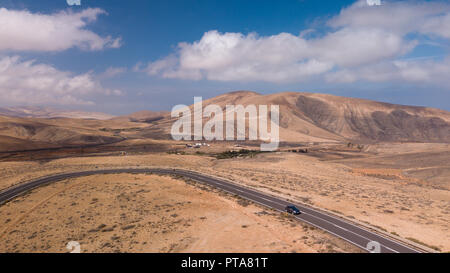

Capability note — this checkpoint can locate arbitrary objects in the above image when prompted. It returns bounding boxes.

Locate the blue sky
[0,0,449,114]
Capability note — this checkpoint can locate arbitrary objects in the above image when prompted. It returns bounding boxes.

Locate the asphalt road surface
[0,168,422,253]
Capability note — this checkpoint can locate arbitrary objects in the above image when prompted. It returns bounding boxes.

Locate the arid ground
[0,173,359,253]
[0,140,448,252]
[0,92,449,253]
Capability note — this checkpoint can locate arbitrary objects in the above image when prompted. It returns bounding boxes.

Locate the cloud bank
[144,0,450,85]
[0,7,123,106]
[0,56,122,106]
[0,7,121,52]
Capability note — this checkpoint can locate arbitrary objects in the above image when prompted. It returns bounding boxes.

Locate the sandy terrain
[203,151,450,252]
[0,141,448,252]
[0,174,358,253]
[335,143,450,190]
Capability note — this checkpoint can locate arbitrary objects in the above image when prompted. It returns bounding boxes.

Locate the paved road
[0,168,421,253]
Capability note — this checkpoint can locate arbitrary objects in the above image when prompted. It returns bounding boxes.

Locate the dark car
[285,205,301,215]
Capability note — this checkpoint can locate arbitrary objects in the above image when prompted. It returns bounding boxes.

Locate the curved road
[0,168,421,253]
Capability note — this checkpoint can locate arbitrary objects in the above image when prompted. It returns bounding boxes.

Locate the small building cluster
[186,143,210,149]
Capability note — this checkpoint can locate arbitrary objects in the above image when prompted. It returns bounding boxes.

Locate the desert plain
[0,91,449,253]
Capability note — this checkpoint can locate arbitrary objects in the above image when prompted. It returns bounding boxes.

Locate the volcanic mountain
[0,91,449,153]
[145,91,450,143]
[0,106,114,120]
[0,115,141,152]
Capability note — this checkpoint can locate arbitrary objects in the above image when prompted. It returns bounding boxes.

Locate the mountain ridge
[160,91,450,143]
[0,106,114,120]
[0,91,449,152]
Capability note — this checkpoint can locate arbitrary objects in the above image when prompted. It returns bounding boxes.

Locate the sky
[0,0,449,114]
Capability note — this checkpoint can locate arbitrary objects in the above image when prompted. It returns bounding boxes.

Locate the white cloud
[329,0,450,37]
[144,28,411,83]
[143,1,450,85]
[0,56,122,106]
[145,31,333,82]
[310,28,415,67]
[100,67,127,79]
[326,57,450,85]
[0,8,121,52]
[421,13,450,39]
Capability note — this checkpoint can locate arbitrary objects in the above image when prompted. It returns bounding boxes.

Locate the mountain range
[0,91,449,152]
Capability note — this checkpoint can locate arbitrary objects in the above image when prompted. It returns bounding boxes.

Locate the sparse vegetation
[215,149,268,159]
[0,139,448,252]
[406,237,441,252]
[236,197,251,207]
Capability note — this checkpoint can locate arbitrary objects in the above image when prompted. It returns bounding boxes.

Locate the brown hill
[112,110,169,123]
[0,91,448,153]
[0,106,114,120]
[149,91,450,143]
[0,115,147,152]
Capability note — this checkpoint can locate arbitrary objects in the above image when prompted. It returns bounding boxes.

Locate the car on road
[285,205,301,215]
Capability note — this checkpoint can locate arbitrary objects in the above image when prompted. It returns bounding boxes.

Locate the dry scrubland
[210,154,449,251]
[0,91,449,253]
[0,174,359,253]
[0,142,448,252]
